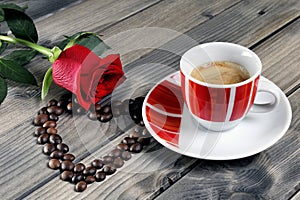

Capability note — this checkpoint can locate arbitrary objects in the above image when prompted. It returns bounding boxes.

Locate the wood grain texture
[0,0,299,199]
[156,89,300,200]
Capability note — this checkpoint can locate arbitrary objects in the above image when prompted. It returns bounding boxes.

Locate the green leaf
[58,32,110,56]
[3,8,38,43]
[41,67,52,100]
[0,58,37,85]
[2,50,36,65]
[0,3,26,12]
[0,76,7,104]
[0,8,4,22]
[0,41,7,55]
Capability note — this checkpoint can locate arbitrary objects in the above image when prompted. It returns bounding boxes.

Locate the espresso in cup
[190,61,250,85]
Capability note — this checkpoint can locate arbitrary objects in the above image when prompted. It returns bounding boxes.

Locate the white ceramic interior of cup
[180,42,262,87]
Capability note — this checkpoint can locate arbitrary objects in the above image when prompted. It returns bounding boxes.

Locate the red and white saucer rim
[142,71,292,160]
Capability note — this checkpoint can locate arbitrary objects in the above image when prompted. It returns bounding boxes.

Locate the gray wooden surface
[0,0,299,199]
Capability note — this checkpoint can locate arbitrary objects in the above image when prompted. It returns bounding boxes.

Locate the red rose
[52,44,125,110]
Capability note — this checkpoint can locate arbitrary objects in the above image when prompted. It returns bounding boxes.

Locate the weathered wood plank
[291,191,300,200]
[25,7,300,200]
[156,89,300,200]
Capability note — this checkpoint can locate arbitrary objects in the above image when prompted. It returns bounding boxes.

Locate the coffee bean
[88,112,97,120]
[57,143,69,153]
[139,120,145,126]
[49,134,62,144]
[75,181,87,192]
[129,131,139,138]
[121,151,131,161]
[63,153,75,161]
[34,127,47,137]
[50,150,64,159]
[34,114,49,126]
[99,113,113,123]
[129,143,143,153]
[95,104,101,112]
[116,143,129,151]
[38,107,48,115]
[113,157,124,168]
[57,100,67,108]
[72,174,85,184]
[122,137,136,146]
[95,171,106,182]
[83,166,96,176]
[85,176,96,184]
[49,114,59,122]
[43,121,57,128]
[43,143,56,155]
[103,165,116,175]
[47,99,58,107]
[74,163,85,173]
[48,159,60,169]
[47,106,64,116]
[60,93,72,101]
[109,149,122,158]
[100,105,111,114]
[37,133,50,144]
[61,160,75,171]
[47,127,58,134]
[137,137,151,146]
[91,159,104,169]
[67,102,73,111]
[60,170,74,182]
[102,156,114,164]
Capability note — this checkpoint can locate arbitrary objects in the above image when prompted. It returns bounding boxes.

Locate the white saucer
[142,71,292,160]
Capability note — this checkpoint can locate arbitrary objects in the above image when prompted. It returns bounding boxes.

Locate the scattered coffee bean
[129,143,143,153]
[37,133,50,144]
[47,99,58,107]
[109,149,122,158]
[47,106,64,116]
[85,176,96,184]
[47,127,58,134]
[121,151,131,161]
[43,121,57,128]
[102,156,114,164]
[75,181,87,192]
[34,127,47,137]
[91,159,104,169]
[57,143,69,153]
[100,105,111,114]
[34,114,49,126]
[48,159,60,169]
[60,93,72,101]
[83,166,96,176]
[122,137,136,146]
[113,157,124,168]
[95,171,106,182]
[67,102,73,111]
[117,143,129,151]
[129,131,139,138]
[60,170,74,182]
[139,120,145,126]
[49,114,59,122]
[72,174,85,184]
[88,112,97,120]
[63,153,75,161]
[99,113,113,123]
[103,165,116,175]
[57,100,67,108]
[50,150,64,159]
[38,107,48,115]
[137,137,151,146]
[49,134,62,144]
[61,160,75,171]
[95,104,101,112]
[43,143,56,155]
[74,163,85,173]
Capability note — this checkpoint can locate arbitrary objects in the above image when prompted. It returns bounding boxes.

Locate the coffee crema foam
[190,61,250,84]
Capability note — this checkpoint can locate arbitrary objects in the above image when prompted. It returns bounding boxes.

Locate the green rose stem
[0,35,63,100]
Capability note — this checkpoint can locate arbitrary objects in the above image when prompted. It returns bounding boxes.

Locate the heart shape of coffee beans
[33,93,151,192]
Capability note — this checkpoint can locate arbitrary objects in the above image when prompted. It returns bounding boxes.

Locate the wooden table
[1,0,299,199]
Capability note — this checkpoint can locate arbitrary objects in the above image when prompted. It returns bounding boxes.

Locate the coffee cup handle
[250,79,280,113]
